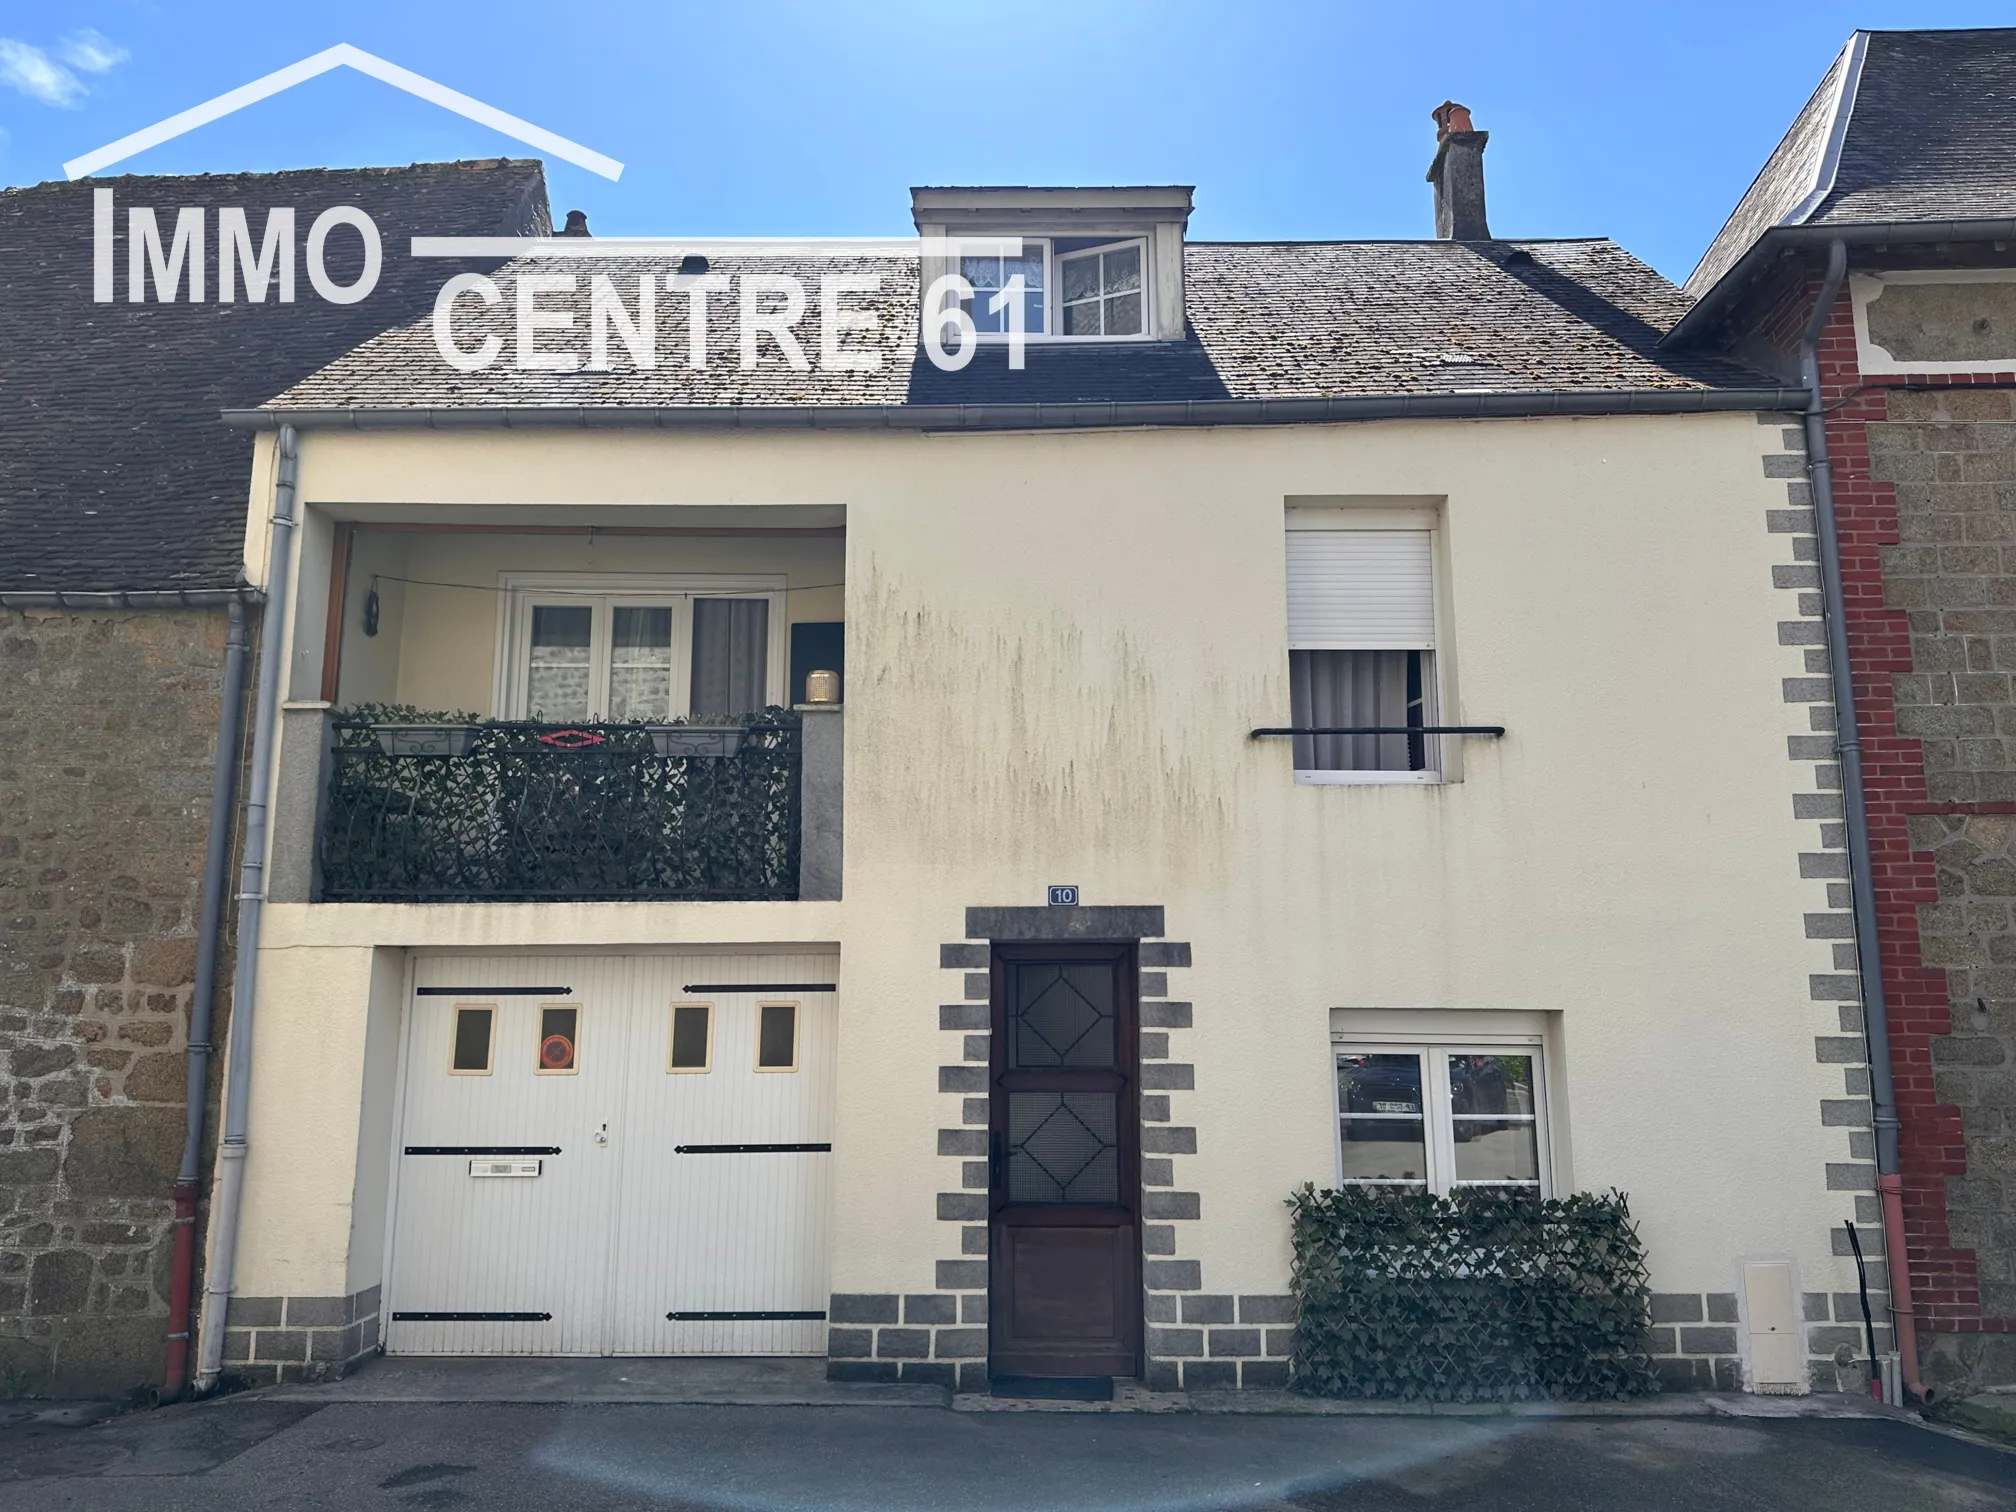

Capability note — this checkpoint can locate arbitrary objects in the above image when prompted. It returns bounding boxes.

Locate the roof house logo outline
[64,42,623,182]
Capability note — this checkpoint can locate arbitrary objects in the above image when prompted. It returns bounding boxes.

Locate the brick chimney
[1426,101,1491,240]
[559,209,591,237]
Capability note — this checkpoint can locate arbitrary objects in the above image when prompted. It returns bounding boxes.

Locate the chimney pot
[1433,101,1475,134]
[560,209,591,237]
[1426,100,1491,241]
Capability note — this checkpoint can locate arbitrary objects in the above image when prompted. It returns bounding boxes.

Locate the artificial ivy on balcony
[319,705,803,903]
[1286,1184,1658,1402]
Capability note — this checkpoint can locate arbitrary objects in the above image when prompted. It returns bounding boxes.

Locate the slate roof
[0,161,549,592]
[263,236,1768,414]
[1685,28,2016,301]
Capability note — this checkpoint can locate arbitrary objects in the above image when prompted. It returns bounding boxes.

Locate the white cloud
[0,40,84,107]
[0,31,127,108]
[59,29,128,74]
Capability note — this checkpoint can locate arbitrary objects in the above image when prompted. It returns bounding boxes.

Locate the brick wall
[1867,386,2016,1336]
[1786,273,2016,1389]
[0,607,241,1397]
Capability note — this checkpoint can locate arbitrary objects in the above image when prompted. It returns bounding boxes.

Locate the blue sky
[0,2,2007,282]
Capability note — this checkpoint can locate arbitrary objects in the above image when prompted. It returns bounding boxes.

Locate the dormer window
[958,237,1148,339]
[915,186,1192,344]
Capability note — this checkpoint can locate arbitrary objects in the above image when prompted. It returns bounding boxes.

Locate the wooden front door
[988,945,1141,1380]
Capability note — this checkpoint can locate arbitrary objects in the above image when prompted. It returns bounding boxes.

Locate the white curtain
[1291,649,1413,771]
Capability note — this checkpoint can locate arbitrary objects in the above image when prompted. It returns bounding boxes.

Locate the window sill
[1295,770,1442,786]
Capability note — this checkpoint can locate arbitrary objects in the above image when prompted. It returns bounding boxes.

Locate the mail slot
[469,1159,542,1178]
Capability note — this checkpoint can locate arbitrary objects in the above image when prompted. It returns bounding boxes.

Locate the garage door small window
[670,1003,712,1072]
[757,1003,798,1071]
[538,1006,579,1074]
[450,1006,494,1074]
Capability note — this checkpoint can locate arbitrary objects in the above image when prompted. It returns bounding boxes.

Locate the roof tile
[269,237,1765,414]
[0,160,549,592]
[1685,28,2016,303]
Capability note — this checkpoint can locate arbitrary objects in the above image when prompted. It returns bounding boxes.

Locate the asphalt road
[0,1401,2009,1512]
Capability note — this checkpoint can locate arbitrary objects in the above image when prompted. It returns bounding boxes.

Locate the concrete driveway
[0,1392,2009,1512]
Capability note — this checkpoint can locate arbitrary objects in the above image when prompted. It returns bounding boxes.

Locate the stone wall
[0,607,239,1397]
[1871,386,2016,1343]
[1737,265,2016,1388]
[1713,268,2016,1392]
[220,1286,381,1387]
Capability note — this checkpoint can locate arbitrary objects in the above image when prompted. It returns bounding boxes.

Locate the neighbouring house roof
[0,160,550,593]
[1681,28,2016,308]
[250,236,1780,426]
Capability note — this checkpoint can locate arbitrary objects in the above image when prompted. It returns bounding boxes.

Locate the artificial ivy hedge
[1286,1184,1659,1402]
[321,704,802,902]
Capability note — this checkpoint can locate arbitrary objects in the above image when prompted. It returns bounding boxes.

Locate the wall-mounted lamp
[363,577,380,637]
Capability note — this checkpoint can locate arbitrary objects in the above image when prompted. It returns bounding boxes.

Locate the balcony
[266,512,847,906]
[269,707,841,905]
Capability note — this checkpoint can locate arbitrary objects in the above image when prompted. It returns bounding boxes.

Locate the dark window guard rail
[1248,725,1506,738]
[319,716,802,902]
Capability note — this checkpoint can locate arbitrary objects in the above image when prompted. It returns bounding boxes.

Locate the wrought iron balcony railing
[318,715,802,902]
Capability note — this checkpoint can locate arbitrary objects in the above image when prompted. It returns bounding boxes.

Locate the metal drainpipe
[160,598,251,1402]
[193,425,300,1392]
[1799,239,1924,1400]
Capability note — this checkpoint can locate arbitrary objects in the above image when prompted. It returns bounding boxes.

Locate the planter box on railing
[645,724,746,759]
[371,722,482,757]
[319,715,801,903]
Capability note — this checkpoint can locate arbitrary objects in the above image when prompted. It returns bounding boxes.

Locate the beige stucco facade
[212,410,1865,1390]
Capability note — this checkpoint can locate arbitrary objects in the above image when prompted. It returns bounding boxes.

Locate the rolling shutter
[1286,529,1435,649]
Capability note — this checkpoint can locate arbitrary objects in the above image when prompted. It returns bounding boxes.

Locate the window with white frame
[963,245,1047,334]
[1333,1045,1547,1195]
[499,575,786,722]
[959,236,1149,338]
[1285,516,1440,782]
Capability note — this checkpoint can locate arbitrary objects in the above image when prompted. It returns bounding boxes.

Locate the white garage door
[386,951,837,1357]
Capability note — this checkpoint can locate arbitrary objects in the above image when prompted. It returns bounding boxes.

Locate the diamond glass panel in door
[527,605,593,721]
[1006,1091,1119,1203]
[962,248,1046,334]
[1009,963,1116,1069]
[1336,1052,1428,1184]
[1448,1053,1541,1187]
[609,607,674,721]
[689,598,769,718]
[1060,244,1143,336]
